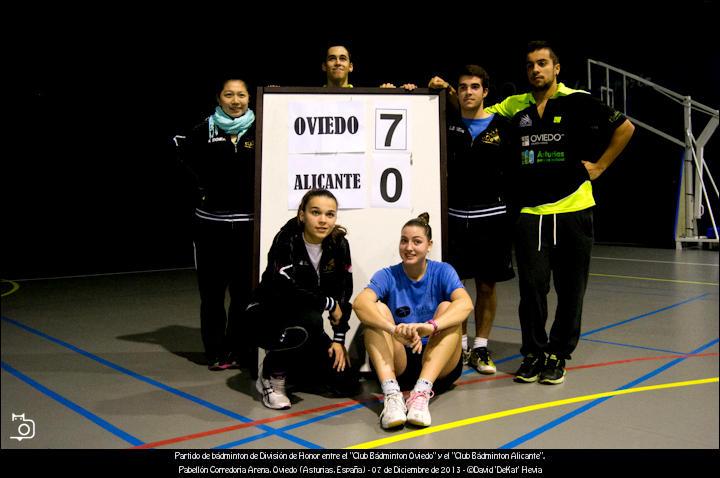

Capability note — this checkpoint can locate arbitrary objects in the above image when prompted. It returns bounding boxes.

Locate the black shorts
[396,346,463,393]
[447,209,515,282]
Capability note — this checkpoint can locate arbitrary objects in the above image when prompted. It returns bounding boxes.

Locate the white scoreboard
[255,87,447,348]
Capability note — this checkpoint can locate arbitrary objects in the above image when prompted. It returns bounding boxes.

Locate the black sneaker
[539,354,566,384]
[513,353,545,383]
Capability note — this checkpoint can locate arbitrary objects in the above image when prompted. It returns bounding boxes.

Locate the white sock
[474,337,488,349]
[462,334,468,350]
[381,379,401,396]
[413,378,433,394]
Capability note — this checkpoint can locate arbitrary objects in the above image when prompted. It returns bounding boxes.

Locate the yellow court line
[346,377,719,449]
[590,272,718,286]
[1,279,20,298]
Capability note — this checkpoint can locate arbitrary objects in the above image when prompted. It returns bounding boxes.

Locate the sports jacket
[488,83,626,209]
[252,218,353,344]
[180,118,256,216]
[446,112,513,213]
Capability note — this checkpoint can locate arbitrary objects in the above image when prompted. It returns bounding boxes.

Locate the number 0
[380,168,403,202]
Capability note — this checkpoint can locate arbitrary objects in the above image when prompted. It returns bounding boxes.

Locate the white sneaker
[469,347,497,375]
[406,390,434,427]
[256,375,291,410]
[380,392,407,429]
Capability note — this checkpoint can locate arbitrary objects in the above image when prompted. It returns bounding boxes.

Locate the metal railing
[588,59,719,248]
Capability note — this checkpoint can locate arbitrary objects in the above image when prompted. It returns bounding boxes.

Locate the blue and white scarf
[208,107,255,138]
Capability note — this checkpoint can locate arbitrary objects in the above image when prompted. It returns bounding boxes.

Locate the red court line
[454,352,719,386]
[132,399,367,449]
[134,352,718,449]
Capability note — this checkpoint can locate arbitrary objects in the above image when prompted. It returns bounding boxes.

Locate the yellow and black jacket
[487,83,626,213]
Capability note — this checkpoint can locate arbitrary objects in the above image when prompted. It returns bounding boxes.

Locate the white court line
[8,258,717,282]
[592,256,718,267]
[8,267,195,282]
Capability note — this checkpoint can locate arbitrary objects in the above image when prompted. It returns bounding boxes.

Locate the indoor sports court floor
[2,245,718,450]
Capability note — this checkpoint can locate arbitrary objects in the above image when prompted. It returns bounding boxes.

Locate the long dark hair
[296,189,347,242]
[403,212,432,240]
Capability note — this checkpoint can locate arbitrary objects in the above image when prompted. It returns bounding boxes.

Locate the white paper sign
[288,154,367,209]
[375,104,410,151]
[371,153,412,209]
[288,101,365,153]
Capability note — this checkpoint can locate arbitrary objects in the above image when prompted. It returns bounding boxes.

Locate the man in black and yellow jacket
[487,41,634,385]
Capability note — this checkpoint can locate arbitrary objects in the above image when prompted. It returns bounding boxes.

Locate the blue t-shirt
[367,260,464,342]
[462,114,494,140]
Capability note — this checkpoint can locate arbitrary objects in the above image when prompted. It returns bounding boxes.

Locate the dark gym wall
[3,5,718,278]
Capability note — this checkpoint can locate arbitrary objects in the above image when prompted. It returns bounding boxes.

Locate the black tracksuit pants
[514,208,593,359]
[249,304,358,395]
[193,216,253,363]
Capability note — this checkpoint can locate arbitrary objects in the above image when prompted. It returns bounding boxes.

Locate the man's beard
[531,77,553,92]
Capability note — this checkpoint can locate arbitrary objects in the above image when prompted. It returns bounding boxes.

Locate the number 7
[380,113,403,147]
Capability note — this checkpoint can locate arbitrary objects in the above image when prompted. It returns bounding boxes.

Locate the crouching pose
[353,213,472,428]
[248,189,356,409]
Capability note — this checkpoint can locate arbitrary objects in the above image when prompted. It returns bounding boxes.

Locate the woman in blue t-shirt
[353,213,472,429]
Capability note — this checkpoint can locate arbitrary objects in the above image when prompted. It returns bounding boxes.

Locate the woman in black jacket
[248,189,356,409]
[180,78,256,370]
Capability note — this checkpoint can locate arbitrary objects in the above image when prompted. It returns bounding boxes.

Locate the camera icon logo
[10,413,35,441]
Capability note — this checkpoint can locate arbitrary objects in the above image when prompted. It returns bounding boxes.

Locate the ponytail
[403,212,432,240]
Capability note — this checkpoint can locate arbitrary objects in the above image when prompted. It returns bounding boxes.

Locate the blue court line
[580,293,709,337]
[461,353,521,376]
[498,337,720,449]
[2,290,709,447]
[491,326,686,355]
[222,291,714,442]
[1,316,320,449]
[490,293,709,341]
[579,338,686,355]
[1,361,144,446]
[460,294,707,377]
[216,403,366,449]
